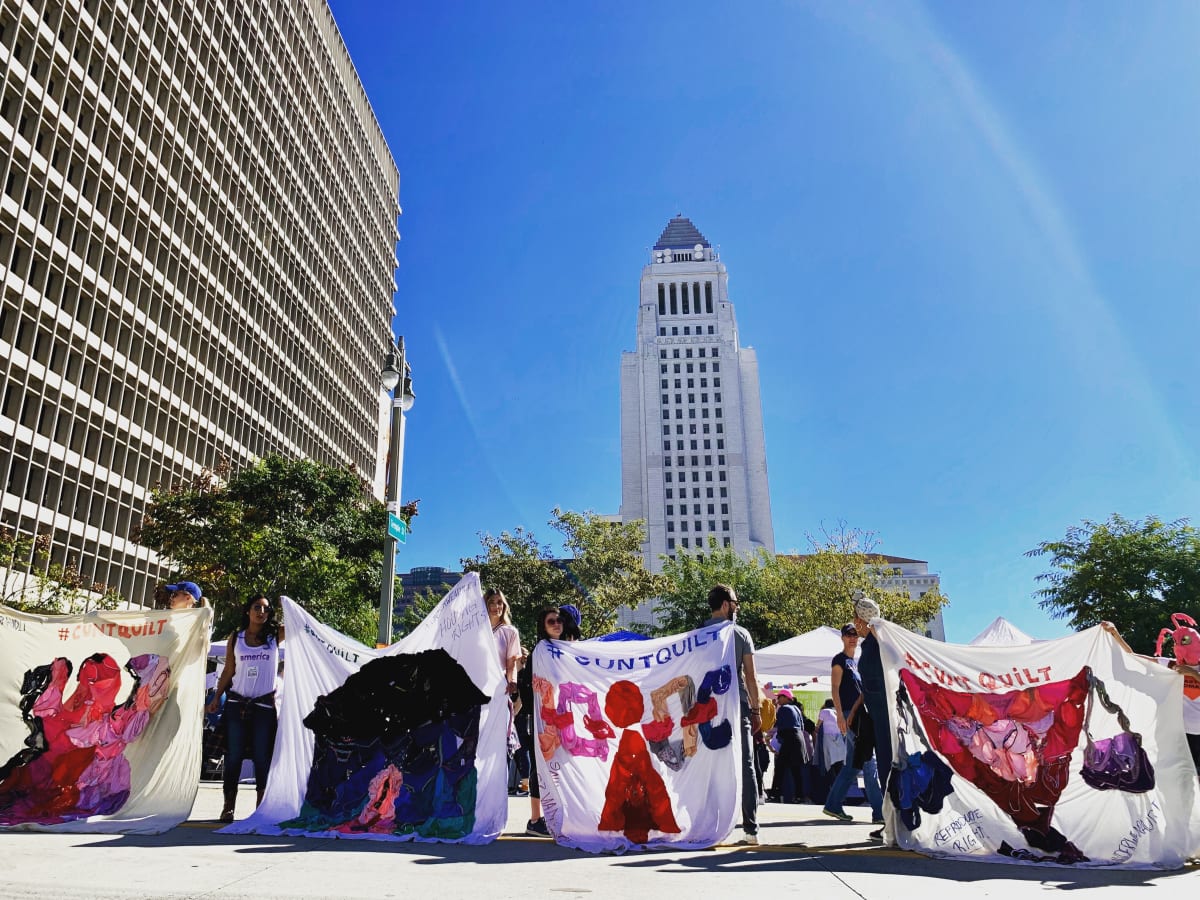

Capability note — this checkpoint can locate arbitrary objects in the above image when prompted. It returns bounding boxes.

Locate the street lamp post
[378,337,414,647]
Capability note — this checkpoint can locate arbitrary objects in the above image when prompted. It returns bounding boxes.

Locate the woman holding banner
[518,606,578,836]
[207,595,284,823]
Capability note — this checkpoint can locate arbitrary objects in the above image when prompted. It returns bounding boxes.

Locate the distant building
[870,554,946,640]
[398,566,462,609]
[619,216,775,625]
[0,0,400,605]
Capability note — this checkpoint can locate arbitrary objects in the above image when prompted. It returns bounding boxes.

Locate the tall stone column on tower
[619,217,775,626]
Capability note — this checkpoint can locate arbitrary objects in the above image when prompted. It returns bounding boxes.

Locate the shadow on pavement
[59,826,1195,886]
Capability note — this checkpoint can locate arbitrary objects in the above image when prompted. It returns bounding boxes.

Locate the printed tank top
[230,630,279,699]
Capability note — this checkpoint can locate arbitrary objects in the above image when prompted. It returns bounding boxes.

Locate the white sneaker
[737,832,759,846]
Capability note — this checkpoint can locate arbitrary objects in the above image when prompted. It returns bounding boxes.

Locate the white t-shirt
[230,631,280,699]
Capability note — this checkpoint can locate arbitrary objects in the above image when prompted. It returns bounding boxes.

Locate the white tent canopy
[968,616,1035,646]
[755,625,849,677]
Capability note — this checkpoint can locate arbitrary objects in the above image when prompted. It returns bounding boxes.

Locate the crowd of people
[160,576,1200,850]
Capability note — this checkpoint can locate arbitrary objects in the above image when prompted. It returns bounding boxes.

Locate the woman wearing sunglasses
[517,606,579,836]
[207,594,285,823]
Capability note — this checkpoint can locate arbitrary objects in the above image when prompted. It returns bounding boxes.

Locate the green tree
[136,455,410,644]
[0,528,122,614]
[654,543,775,642]
[460,509,667,642]
[655,525,948,648]
[1027,514,1200,653]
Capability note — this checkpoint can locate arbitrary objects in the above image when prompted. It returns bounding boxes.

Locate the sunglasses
[544,617,562,626]
[251,604,270,613]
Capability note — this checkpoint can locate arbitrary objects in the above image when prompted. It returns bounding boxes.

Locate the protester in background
[822,623,884,826]
[704,584,762,845]
[207,594,284,823]
[854,595,891,841]
[511,647,532,796]
[757,692,776,800]
[559,604,583,641]
[519,607,578,836]
[163,580,206,610]
[815,698,842,805]
[773,690,814,803]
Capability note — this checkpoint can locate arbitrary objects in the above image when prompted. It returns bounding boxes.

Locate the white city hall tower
[620,216,775,593]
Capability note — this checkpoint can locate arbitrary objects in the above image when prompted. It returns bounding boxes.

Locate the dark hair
[238,594,281,645]
[536,607,562,643]
[708,583,736,612]
[559,607,582,641]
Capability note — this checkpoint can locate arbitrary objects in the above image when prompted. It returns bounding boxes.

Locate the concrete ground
[0,783,1195,899]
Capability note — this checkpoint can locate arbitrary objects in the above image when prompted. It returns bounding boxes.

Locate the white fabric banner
[874,621,1200,868]
[533,622,740,852]
[0,604,211,833]
[224,574,508,843]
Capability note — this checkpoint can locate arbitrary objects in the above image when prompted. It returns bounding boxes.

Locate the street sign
[387,513,408,544]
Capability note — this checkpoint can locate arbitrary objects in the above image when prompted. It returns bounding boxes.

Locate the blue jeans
[740,712,758,835]
[823,728,883,820]
[222,697,277,807]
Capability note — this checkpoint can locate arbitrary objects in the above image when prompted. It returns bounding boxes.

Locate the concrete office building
[619,216,774,623]
[0,0,400,603]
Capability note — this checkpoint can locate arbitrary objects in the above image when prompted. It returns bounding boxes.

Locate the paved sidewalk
[0,783,1194,899]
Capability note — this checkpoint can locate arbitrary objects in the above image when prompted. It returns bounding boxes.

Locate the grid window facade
[0,0,401,604]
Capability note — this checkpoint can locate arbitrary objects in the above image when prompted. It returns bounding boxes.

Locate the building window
[690,440,698,450]
[673,349,680,359]
[665,473,672,482]
[658,283,665,316]
[721,503,728,514]
[672,326,678,335]
[675,440,683,450]
[709,521,716,532]
[714,377,721,387]
[677,455,685,466]
[688,409,696,419]
[687,393,695,404]
[707,504,715,514]
[704,455,712,465]
[669,283,678,315]
[662,394,669,405]
[662,410,669,420]
[681,538,688,548]
[665,488,673,498]
[723,537,731,547]
[664,457,671,467]
[685,349,693,359]
[715,392,722,402]
[673,364,680,373]
[691,472,699,482]
[701,393,708,403]
[716,424,724,433]
[676,425,683,434]
[706,488,714,498]
[682,284,690,315]
[662,425,670,435]
[720,487,727,497]
[666,505,673,515]
[713,363,720,373]
[699,363,707,372]
[691,455,698,466]
[717,439,724,449]
[661,364,667,374]
[712,348,719,357]
[681,521,687,532]
[698,348,705,357]
[684,326,690,335]
[715,408,722,418]
[701,409,709,419]
[675,379,682,388]
[663,441,670,451]
[667,538,675,549]
[705,471,713,482]
[659,327,666,336]
[660,379,668,388]
[667,522,674,532]
[719,471,726,481]
[708,325,715,334]
[718,454,725,464]
[722,520,729,530]
[705,282,713,310]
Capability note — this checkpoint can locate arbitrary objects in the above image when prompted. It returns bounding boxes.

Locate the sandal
[218,808,235,824]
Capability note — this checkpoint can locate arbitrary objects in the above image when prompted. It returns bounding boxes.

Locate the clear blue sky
[327,1,1200,642]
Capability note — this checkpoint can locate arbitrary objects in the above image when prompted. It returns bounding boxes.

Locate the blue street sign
[387,513,408,544]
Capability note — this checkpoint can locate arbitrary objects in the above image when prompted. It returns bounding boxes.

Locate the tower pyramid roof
[653,215,711,251]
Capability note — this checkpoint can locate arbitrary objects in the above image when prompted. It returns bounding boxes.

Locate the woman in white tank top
[207,594,284,823]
